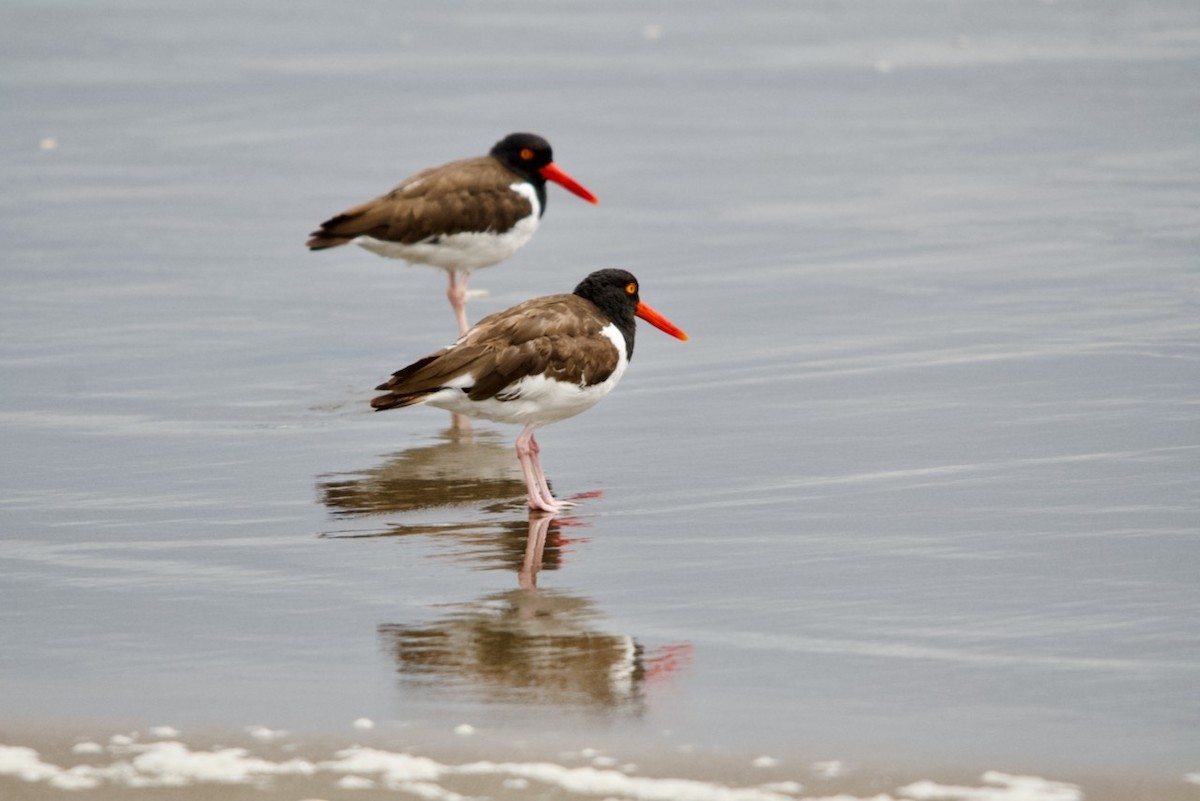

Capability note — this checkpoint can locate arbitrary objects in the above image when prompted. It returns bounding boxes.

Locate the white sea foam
[813,761,848,779]
[246,725,288,743]
[0,741,315,790]
[760,781,804,794]
[126,741,316,786]
[320,747,445,785]
[0,746,66,784]
[453,759,805,801]
[10,740,809,801]
[897,771,1081,801]
[0,739,1089,801]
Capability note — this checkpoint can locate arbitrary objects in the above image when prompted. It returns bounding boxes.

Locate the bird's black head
[489,132,598,214]
[573,269,688,360]
[490,132,554,179]
[574,268,640,317]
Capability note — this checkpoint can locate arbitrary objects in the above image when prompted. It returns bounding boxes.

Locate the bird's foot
[527,496,561,514]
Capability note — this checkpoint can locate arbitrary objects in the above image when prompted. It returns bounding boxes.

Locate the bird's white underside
[354,182,541,273]
[425,324,630,427]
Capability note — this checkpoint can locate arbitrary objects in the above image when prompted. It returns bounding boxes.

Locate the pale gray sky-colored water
[2,0,1198,788]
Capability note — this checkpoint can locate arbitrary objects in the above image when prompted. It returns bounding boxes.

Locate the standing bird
[370,269,688,513]
[306,132,599,336]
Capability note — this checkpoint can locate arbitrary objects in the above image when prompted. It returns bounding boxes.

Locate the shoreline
[2,721,1195,801]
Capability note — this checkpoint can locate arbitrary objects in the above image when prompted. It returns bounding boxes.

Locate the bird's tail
[370,354,444,411]
[305,232,353,250]
[369,391,432,411]
[306,205,384,250]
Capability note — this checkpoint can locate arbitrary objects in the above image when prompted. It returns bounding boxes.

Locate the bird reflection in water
[317,430,691,711]
[317,428,595,571]
[377,512,692,711]
[320,427,528,518]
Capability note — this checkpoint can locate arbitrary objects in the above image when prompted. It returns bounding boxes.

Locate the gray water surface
[2,0,1198,781]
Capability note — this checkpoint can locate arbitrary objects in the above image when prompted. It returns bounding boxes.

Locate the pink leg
[446,271,470,338]
[515,425,558,512]
[529,433,576,509]
[527,433,557,507]
[446,271,473,431]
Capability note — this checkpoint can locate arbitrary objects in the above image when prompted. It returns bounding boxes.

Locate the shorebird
[307,132,598,336]
[370,269,687,512]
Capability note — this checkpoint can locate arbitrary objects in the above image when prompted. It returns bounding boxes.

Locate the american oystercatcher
[306,132,599,336]
[370,269,688,513]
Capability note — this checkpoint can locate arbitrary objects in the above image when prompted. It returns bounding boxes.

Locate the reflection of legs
[446,271,470,337]
[515,424,557,512]
[519,512,552,590]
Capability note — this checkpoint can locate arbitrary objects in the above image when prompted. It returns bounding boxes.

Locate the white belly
[425,325,630,427]
[355,182,541,273]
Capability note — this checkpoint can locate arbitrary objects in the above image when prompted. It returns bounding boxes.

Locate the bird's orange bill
[539,162,599,205]
[636,301,689,341]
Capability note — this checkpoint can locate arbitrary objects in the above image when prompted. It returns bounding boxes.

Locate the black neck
[574,282,636,360]
[531,178,548,218]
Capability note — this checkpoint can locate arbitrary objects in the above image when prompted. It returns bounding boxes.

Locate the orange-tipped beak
[539,162,599,205]
[636,300,689,341]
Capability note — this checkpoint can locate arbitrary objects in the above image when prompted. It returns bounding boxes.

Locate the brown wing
[306,157,533,249]
[371,295,621,411]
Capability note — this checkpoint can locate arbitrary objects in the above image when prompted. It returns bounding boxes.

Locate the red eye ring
[520,148,534,160]
[625,282,637,295]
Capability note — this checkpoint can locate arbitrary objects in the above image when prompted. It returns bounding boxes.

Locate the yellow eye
[625,282,637,295]
[520,148,534,161]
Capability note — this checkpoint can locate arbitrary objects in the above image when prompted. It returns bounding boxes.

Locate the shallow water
[2,0,1199,796]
